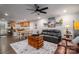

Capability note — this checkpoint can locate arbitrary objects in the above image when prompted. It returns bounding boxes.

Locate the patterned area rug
[10,40,57,54]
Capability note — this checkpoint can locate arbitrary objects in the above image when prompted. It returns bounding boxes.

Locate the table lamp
[65,25,70,34]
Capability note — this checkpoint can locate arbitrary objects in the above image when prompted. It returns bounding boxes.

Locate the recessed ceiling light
[4,13,8,16]
[63,10,67,13]
[37,17,41,19]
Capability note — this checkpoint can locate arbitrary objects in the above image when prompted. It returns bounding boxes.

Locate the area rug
[10,40,57,54]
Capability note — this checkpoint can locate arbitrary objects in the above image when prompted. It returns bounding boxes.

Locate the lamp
[65,25,70,28]
[65,25,70,34]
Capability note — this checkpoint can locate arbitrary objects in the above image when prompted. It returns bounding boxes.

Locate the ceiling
[0,4,79,21]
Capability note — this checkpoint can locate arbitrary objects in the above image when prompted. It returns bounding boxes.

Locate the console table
[28,35,44,49]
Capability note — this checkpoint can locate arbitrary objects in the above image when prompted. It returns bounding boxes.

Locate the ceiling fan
[26,4,48,15]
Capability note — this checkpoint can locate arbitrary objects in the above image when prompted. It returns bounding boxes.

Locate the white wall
[56,14,75,37]
[30,19,48,34]
[37,19,48,30]
[30,14,79,38]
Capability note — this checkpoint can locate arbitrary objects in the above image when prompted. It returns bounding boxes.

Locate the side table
[28,35,44,49]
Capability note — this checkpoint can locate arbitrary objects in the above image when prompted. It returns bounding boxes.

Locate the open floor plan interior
[0,4,79,54]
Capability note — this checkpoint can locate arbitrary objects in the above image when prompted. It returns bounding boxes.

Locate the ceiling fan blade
[40,7,48,10]
[26,9,35,11]
[40,11,47,14]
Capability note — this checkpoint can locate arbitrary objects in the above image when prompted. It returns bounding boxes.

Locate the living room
[0,4,79,54]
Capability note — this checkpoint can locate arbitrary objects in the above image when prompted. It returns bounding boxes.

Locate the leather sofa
[42,29,61,44]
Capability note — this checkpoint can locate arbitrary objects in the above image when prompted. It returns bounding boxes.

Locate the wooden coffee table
[28,35,44,49]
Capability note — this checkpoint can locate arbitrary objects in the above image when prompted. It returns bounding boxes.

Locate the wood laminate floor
[0,36,25,54]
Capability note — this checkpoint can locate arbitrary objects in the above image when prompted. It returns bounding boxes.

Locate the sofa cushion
[43,35,58,39]
[52,29,60,33]
[47,32,57,36]
[42,30,48,32]
[42,32,48,35]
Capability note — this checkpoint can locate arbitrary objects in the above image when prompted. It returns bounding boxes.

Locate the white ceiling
[0,4,79,21]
